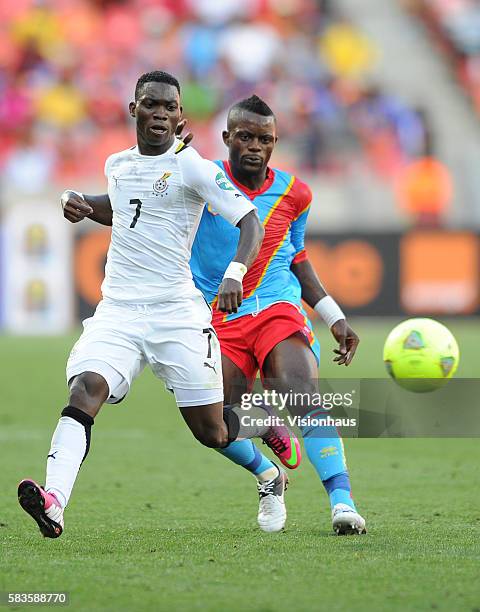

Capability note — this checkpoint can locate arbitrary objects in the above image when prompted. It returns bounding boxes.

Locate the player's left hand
[217,279,243,314]
[175,119,193,146]
[330,320,359,366]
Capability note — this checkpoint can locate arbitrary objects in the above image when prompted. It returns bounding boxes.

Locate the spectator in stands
[395,111,453,227]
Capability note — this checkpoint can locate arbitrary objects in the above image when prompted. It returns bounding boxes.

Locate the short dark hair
[230,94,274,118]
[135,71,180,99]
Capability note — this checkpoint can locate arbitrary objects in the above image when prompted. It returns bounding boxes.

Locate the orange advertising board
[400,231,480,314]
[73,229,480,318]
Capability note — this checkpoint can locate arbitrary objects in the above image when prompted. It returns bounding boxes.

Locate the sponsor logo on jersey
[153,172,172,197]
[215,172,234,191]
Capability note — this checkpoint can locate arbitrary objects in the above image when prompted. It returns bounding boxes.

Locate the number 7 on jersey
[129,199,142,228]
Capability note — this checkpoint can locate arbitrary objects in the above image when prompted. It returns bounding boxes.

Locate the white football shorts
[66,294,223,407]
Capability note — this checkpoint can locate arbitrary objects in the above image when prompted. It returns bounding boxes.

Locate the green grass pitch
[1,318,479,611]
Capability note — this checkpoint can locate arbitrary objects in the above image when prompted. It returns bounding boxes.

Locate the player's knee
[68,373,109,417]
[274,373,317,418]
[276,371,316,395]
[194,425,228,449]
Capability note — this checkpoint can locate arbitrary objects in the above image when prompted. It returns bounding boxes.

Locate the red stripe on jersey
[293,201,311,221]
[243,176,295,297]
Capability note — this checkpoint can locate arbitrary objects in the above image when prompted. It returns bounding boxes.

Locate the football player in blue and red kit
[190,95,366,535]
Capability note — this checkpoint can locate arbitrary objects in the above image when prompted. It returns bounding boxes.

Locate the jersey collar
[133,138,180,158]
[223,160,275,200]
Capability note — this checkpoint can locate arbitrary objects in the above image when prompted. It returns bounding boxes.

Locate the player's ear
[129,102,136,118]
[222,130,230,146]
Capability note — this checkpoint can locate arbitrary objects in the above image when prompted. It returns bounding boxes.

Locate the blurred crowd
[0,0,451,225]
[415,0,480,115]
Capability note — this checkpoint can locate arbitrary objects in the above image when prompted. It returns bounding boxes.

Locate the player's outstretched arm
[179,149,264,314]
[61,191,113,226]
[217,210,264,313]
[234,210,264,270]
[292,259,359,366]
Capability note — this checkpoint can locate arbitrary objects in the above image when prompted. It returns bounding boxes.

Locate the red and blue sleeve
[290,179,313,264]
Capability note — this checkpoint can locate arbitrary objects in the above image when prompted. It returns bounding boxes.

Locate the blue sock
[301,409,356,511]
[217,439,276,477]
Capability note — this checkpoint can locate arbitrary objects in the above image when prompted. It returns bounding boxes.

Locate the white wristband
[314,295,345,328]
[223,261,247,283]
[61,189,84,209]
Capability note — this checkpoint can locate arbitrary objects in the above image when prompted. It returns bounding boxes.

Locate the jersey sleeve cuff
[232,203,257,226]
[292,249,308,264]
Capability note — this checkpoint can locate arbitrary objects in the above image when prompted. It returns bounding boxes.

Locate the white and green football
[383,318,459,392]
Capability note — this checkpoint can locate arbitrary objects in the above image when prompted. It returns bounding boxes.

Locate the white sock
[256,465,280,483]
[45,416,89,508]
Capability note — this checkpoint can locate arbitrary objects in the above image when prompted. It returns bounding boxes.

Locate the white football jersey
[101,138,256,303]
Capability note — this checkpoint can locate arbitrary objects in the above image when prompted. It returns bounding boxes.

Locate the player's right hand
[217,278,243,314]
[61,190,93,223]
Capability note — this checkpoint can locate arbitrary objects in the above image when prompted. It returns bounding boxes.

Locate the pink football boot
[18,479,64,538]
[261,405,302,469]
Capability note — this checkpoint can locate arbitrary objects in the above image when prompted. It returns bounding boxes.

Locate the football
[383,318,460,392]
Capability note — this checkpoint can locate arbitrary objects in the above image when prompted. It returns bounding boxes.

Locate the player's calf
[193,424,229,448]
[181,401,300,465]
[179,402,229,448]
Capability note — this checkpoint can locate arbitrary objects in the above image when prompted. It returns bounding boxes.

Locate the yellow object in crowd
[320,22,377,79]
[35,83,87,128]
[11,6,64,57]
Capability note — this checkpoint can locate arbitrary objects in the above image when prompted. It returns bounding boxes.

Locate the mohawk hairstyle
[230,94,274,118]
[135,71,180,99]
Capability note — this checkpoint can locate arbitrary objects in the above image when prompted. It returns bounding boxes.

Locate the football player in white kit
[18,71,295,538]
